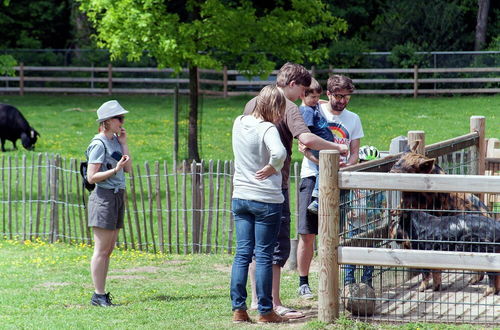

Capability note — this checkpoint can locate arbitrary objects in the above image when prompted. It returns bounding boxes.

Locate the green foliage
[327,37,372,68]
[388,43,428,68]
[0,54,16,76]
[78,0,347,75]
[0,0,72,49]
[369,0,477,51]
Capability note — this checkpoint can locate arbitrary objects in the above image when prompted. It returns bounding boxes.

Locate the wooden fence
[1,64,499,97]
[317,116,500,324]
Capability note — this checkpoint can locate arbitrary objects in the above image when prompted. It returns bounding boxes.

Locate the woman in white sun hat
[86,100,132,307]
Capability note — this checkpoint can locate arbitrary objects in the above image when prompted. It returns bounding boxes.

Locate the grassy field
[0,94,498,165]
[0,94,498,328]
[0,239,484,329]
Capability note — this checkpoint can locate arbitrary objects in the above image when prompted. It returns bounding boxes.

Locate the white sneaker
[298,284,314,299]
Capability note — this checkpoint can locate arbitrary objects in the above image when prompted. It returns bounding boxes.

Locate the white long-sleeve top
[232,115,286,203]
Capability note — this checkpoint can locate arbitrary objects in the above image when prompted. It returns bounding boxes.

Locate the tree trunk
[188,65,201,162]
[474,0,490,51]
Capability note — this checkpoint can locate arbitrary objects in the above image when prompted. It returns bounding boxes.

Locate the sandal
[274,306,305,319]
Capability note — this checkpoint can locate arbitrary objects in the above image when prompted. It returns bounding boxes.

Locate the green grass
[0,239,486,329]
[0,94,498,165]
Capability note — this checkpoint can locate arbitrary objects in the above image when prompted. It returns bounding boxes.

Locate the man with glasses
[296,74,364,299]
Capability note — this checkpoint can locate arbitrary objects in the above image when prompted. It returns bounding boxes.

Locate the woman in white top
[230,85,288,323]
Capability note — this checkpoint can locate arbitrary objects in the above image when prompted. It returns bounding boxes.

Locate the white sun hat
[96,100,129,122]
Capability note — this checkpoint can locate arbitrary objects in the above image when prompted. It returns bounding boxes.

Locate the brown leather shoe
[257,310,288,323]
[233,309,252,323]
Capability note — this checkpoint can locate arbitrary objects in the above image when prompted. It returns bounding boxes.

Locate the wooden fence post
[408,131,425,155]
[470,116,486,176]
[318,150,340,323]
[223,66,228,98]
[413,65,419,98]
[108,63,112,95]
[19,62,24,96]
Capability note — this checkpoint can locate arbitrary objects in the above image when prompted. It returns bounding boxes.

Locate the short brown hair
[304,77,322,96]
[276,62,311,88]
[252,85,286,123]
[327,75,355,93]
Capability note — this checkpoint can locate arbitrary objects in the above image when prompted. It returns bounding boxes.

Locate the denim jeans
[344,224,374,286]
[230,198,282,315]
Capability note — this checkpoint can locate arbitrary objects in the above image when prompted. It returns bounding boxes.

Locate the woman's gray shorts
[88,186,125,230]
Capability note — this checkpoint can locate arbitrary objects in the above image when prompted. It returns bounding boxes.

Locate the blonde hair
[98,120,110,133]
[252,85,286,123]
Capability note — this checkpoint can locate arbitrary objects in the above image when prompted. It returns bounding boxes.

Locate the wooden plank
[21,155,26,240]
[14,157,19,236]
[425,133,478,158]
[339,247,500,272]
[155,161,164,253]
[7,156,12,239]
[73,158,85,244]
[339,172,500,194]
[418,67,500,73]
[164,160,172,253]
[29,155,35,240]
[419,77,500,83]
[206,160,214,253]
[199,160,205,253]
[227,161,234,254]
[221,161,229,251]
[128,167,143,250]
[144,161,156,253]
[419,88,500,94]
[318,150,341,322]
[182,160,188,254]
[124,190,135,250]
[60,157,67,243]
[316,68,414,74]
[174,159,180,254]
[1,155,4,235]
[136,164,149,252]
[214,160,221,253]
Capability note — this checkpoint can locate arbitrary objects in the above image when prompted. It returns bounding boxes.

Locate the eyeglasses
[331,94,351,101]
[112,116,125,122]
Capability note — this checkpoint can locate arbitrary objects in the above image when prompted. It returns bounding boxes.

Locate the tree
[475,0,491,50]
[78,0,347,161]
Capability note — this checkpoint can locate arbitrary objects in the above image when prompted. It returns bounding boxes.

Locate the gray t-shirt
[86,133,125,190]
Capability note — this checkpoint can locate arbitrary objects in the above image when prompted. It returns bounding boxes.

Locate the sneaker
[257,310,288,323]
[232,309,252,323]
[91,292,115,307]
[307,200,318,214]
[298,284,314,299]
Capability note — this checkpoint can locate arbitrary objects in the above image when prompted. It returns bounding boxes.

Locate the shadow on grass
[151,294,224,302]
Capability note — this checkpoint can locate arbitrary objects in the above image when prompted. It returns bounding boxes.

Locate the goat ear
[419,158,435,173]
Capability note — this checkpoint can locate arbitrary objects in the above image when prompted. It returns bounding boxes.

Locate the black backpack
[80,138,107,192]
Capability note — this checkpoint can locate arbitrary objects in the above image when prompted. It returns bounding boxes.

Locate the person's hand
[298,141,308,154]
[339,161,348,168]
[117,127,127,144]
[116,155,130,171]
[255,164,277,180]
[338,144,348,156]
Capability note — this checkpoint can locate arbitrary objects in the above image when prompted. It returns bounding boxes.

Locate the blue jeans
[230,198,282,315]
[344,224,374,286]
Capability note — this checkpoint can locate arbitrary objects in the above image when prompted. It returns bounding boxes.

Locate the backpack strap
[87,137,107,161]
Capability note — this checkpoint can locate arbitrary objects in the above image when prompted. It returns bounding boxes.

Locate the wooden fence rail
[1,64,499,97]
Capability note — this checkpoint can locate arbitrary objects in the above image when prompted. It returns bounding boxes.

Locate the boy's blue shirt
[298,104,334,144]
